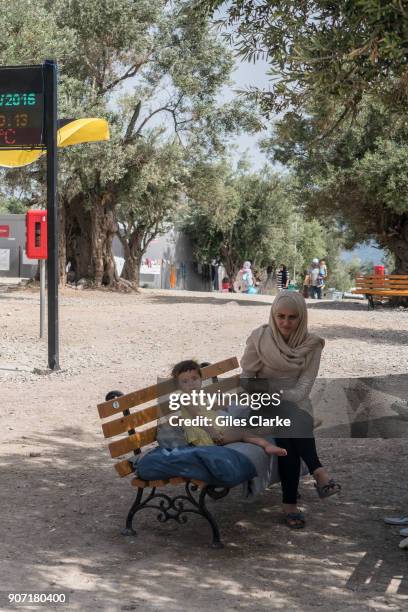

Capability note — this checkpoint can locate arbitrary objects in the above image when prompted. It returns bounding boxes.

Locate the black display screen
[0,65,44,148]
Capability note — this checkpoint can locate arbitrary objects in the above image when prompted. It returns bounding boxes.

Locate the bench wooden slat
[149,479,169,487]
[354,281,408,286]
[109,426,157,458]
[131,476,206,488]
[168,477,186,485]
[97,357,239,419]
[352,290,408,295]
[353,287,408,291]
[102,374,242,439]
[114,459,134,477]
[98,380,177,419]
[102,406,159,438]
[131,478,149,488]
[355,275,408,279]
[353,288,408,291]
[203,357,239,378]
[354,283,408,288]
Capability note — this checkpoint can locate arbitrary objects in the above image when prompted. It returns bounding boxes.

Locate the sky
[219,56,271,170]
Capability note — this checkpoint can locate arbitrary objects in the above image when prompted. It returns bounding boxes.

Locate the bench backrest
[97,357,240,478]
[355,275,408,291]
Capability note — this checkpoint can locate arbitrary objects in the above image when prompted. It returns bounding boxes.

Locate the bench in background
[352,275,408,309]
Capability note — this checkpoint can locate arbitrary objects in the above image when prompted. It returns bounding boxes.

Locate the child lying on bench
[170,359,287,457]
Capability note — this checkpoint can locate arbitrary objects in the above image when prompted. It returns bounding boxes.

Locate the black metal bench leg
[121,487,144,536]
[199,487,225,549]
[367,295,375,310]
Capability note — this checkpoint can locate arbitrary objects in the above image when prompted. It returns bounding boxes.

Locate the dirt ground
[1,286,408,611]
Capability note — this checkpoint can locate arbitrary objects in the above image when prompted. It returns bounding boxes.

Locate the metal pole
[40,259,45,338]
[44,59,59,370]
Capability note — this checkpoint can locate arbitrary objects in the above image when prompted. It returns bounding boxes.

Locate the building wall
[113,229,224,291]
[1,215,223,291]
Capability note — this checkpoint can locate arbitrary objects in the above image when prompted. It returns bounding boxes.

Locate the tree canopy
[182,158,331,281]
[1,0,261,286]
[198,1,408,126]
[261,96,408,272]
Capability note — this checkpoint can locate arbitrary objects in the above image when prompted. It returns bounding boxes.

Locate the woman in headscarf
[240,290,340,528]
[233,261,254,293]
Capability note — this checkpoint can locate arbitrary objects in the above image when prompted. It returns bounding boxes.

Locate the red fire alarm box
[26,210,48,259]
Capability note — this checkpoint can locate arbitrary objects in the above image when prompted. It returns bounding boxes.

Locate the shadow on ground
[1,431,408,610]
[315,324,408,345]
[308,300,368,311]
[144,294,274,307]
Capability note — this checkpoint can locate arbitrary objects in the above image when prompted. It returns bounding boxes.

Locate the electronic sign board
[0,65,44,148]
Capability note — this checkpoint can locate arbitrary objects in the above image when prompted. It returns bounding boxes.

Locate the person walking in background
[234,261,255,293]
[277,264,289,291]
[309,259,321,299]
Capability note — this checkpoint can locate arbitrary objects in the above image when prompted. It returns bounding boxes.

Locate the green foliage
[1,0,263,283]
[263,98,408,271]
[116,133,185,253]
[328,265,354,293]
[198,1,408,124]
[296,218,326,271]
[0,196,29,214]
[198,1,408,277]
[183,160,329,280]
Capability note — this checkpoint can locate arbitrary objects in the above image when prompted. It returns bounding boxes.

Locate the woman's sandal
[315,479,341,499]
[285,512,306,529]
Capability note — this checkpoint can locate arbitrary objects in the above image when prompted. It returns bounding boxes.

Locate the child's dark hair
[171,359,202,379]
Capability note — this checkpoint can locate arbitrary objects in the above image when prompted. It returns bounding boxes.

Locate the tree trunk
[389,244,408,275]
[220,244,239,284]
[58,198,67,285]
[120,233,143,288]
[384,216,408,305]
[65,190,118,286]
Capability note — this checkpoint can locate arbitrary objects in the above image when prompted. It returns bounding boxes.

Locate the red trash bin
[374,265,385,275]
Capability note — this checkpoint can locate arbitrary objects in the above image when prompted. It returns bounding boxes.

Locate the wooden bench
[97,357,242,549]
[352,275,408,309]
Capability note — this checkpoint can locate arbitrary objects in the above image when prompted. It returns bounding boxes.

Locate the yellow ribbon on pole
[0,118,109,167]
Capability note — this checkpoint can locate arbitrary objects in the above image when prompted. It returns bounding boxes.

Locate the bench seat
[131,477,206,488]
[352,275,408,309]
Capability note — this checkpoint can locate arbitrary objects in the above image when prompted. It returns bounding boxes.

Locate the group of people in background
[233,261,291,295]
[232,258,328,298]
[303,258,327,299]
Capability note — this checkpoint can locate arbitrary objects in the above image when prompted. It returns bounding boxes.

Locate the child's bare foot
[264,444,287,456]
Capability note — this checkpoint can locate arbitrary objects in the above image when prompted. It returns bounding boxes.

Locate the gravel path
[1,287,407,611]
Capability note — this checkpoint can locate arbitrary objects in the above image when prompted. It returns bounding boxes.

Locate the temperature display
[0,66,44,148]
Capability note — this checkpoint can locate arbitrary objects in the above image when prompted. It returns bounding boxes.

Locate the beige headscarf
[246,291,325,374]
